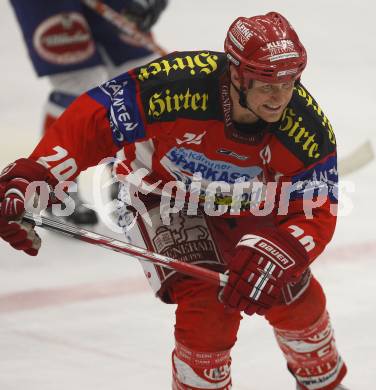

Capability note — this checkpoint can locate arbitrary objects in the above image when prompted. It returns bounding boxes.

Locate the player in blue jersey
[9,0,168,225]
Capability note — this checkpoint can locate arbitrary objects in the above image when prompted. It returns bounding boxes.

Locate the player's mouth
[263,104,283,113]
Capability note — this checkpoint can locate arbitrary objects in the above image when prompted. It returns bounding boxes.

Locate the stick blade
[339,140,374,176]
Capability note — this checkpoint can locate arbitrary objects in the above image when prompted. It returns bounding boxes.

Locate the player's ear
[229,65,241,89]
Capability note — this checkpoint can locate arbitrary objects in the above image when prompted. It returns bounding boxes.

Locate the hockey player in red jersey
[0,12,348,389]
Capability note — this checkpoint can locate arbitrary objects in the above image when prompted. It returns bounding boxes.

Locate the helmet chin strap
[230,80,261,121]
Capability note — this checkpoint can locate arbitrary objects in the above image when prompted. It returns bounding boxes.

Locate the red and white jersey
[30,51,338,264]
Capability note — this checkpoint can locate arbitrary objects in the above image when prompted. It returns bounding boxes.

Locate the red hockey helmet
[224,12,307,87]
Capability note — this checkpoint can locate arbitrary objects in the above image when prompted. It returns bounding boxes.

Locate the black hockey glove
[123,0,168,32]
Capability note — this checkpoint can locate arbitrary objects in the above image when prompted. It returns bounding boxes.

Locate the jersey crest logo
[176,131,206,145]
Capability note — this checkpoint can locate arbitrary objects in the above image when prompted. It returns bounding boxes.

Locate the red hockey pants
[168,276,346,390]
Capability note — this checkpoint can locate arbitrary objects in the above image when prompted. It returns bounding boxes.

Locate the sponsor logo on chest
[166,147,261,183]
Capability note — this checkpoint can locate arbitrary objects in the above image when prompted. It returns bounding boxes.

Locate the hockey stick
[338,139,374,176]
[19,140,373,290]
[8,140,373,290]
[23,211,228,287]
[81,0,167,56]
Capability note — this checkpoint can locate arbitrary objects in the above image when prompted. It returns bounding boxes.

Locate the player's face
[245,80,295,122]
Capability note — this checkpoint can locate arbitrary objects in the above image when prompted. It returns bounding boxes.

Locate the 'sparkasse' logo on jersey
[166,147,262,184]
[137,52,219,82]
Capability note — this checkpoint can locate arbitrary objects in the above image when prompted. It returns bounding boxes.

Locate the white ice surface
[0,1,376,389]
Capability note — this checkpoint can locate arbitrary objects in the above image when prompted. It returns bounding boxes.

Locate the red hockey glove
[221,227,310,316]
[0,158,57,256]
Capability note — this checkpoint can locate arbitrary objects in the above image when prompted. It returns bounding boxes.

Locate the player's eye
[281,82,294,89]
[260,85,273,92]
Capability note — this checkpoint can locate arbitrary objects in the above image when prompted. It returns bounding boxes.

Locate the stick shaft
[13,138,376,288]
[24,212,228,287]
[81,0,167,56]
[338,140,374,176]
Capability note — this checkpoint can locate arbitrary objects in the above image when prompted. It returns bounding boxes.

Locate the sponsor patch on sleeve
[290,156,338,203]
[88,74,145,146]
